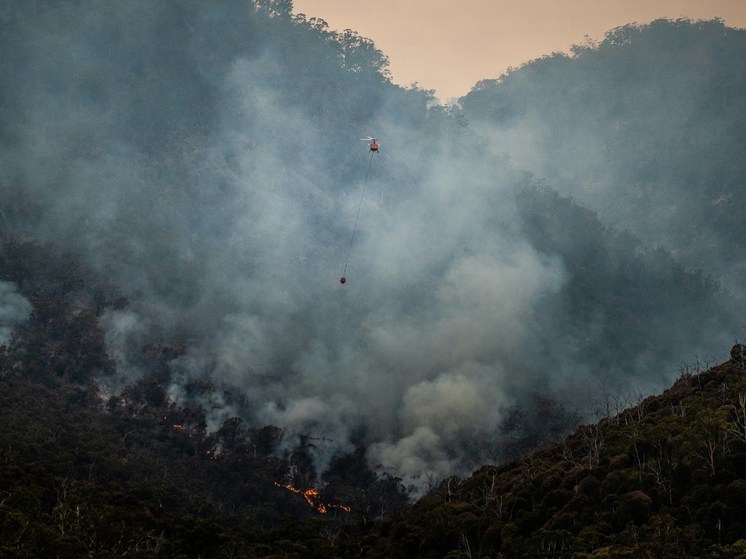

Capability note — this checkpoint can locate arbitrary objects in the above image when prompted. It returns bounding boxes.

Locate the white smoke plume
[0,2,740,489]
[0,281,32,346]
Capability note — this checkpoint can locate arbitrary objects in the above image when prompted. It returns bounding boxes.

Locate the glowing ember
[274,482,351,514]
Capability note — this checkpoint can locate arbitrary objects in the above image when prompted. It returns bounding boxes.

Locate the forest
[2,0,746,556]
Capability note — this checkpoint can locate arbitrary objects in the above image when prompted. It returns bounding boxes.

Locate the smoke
[0,282,32,346]
[369,362,508,478]
[0,2,740,489]
[461,19,746,290]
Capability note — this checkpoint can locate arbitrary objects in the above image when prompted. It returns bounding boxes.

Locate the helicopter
[361,136,379,152]
[340,137,381,284]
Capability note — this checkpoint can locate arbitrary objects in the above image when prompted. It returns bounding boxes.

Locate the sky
[293,0,746,101]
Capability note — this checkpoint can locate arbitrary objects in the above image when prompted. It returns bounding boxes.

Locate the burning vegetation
[274,482,351,514]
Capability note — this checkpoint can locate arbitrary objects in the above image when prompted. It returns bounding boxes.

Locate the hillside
[4,327,746,556]
[0,241,408,557]
[0,233,744,557]
[0,373,409,557]
[353,350,746,558]
[1,1,746,551]
[460,18,746,290]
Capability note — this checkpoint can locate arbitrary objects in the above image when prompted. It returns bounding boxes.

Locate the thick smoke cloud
[1,2,740,488]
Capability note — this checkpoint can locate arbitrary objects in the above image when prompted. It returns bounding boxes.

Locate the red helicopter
[362,136,379,152]
[340,137,381,284]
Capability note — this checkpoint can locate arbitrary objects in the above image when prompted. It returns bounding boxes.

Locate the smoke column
[0,2,740,487]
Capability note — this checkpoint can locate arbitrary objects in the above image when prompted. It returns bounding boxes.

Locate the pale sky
[293,0,746,102]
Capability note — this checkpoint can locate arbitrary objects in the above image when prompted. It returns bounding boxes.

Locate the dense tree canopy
[1,2,746,555]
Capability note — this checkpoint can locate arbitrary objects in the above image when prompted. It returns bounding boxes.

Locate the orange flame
[273,482,351,514]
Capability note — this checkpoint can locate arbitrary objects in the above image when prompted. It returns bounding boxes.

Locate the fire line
[274,482,351,514]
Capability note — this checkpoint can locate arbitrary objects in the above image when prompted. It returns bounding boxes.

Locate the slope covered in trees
[3,272,746,556]
[461,18,746,290]
[513,185,735,392]
[0,373,409,557]
[1,0,745,516]
[353,351,746,558]
[0,244,408,556]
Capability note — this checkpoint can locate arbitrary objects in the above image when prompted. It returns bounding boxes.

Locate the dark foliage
[461,18,746,289]
[1,4,746,557]
[0,240,117,385]
[513,184,737,392]
[0,237,408,557]
[353,356,746,558]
